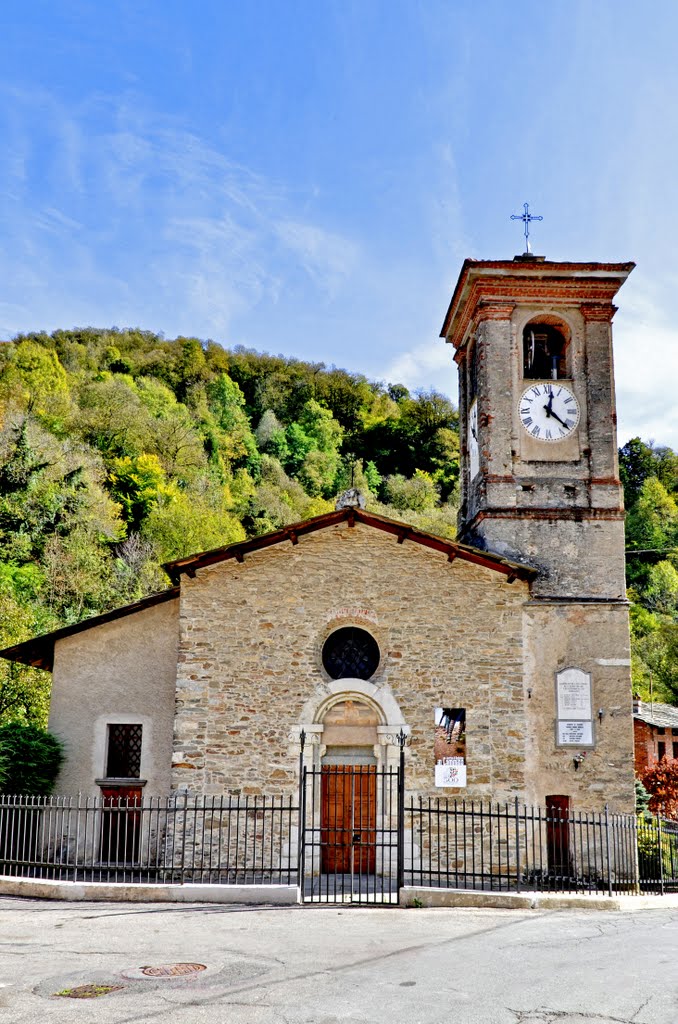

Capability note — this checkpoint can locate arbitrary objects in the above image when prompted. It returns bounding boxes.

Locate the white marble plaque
[557,720,593,746]
[556,668,592,720]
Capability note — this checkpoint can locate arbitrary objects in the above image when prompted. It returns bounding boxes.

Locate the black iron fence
[0,791,677,897]
[405,798,643,896]
[0,793,298,885]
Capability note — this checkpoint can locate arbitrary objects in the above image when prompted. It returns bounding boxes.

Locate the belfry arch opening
[522,318,569,380]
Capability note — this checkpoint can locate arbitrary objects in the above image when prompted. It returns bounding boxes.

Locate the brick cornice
[475,300,516,323]
[464,507,625,533]
[580,302,618,322]
[441,259,634,350]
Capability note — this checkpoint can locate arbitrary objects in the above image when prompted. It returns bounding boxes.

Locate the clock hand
[548,408,569,428]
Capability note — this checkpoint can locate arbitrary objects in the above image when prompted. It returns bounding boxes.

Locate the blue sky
[1,1,677,447]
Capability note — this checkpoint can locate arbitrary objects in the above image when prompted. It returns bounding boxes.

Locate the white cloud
[385,339,456,399]
[614,290,678,450]
[274,220,360,298]
[0,87,362,341]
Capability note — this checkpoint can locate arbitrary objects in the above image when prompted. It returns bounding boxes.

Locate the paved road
[0,897,677,1023]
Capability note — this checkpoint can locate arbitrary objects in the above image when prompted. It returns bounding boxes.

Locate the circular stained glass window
[322,627,380,681]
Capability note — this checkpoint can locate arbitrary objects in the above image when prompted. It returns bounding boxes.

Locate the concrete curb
[2,877,676,911]
[401,885,678,911]
[0,876,299,905]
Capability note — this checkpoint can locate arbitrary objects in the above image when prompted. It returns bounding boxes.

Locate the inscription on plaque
[556,668,592,720]
[555,668,594,747]
[557,721,593,746]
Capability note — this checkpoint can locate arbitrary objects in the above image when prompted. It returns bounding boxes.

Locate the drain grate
[140,963,207,978]
[56,984,123,999]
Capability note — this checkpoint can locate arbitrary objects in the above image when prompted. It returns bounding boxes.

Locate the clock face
[468,399,479,479]
[518,383,580,442]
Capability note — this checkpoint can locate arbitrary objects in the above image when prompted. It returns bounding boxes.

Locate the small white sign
[556,668,592,720]
[557,720,593,746]
[435,762,467,787]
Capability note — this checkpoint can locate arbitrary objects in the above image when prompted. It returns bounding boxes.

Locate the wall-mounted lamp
[598,708,604,722]
[573,752,587,770]
[527,688,532,699]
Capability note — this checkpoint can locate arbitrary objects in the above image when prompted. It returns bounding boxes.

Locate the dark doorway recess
[546,794,572,877]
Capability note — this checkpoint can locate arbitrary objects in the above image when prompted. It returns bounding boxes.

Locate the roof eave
[440,258,635,346]
[163,506,537,584]
[0,586,180,671]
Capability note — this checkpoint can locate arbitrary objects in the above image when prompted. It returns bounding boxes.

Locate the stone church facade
[1,255,638,815]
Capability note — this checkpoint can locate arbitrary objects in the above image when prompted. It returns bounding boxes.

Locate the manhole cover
[55,984,123,999]
[140,963,207,978]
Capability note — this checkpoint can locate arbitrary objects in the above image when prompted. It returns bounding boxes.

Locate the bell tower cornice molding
[474,300,516,323]
[580,302,618,322]
[441,259,634,350]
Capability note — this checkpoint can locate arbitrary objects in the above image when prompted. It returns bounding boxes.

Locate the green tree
[644,560,678,616]
[619,438,658,509]
[626,477,678,555]
[383,470,440,512]
[107,454,170,533]
[0,723,64,795]
[142,489,246,562]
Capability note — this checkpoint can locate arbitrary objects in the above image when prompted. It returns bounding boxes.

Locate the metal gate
[299,758,404,905]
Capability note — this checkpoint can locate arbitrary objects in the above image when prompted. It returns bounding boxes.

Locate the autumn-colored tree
[640,757,678,819]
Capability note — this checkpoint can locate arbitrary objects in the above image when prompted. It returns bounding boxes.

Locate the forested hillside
[0,328,675,724]
[620,439,678,704]
[0,329,459,723]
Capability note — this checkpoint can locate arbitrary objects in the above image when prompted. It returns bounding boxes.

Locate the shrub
[0,723,64,795]
[640,757,678,819]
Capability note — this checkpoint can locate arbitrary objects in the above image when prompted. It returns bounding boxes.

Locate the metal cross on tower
[511,202,543,254]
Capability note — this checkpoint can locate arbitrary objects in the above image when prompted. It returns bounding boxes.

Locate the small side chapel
[0,254,637,818]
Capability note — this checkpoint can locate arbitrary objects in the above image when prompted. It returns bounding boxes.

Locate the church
[0,253,637,829]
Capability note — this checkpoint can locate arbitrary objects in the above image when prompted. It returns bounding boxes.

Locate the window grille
[322,627,380,681]
[106,724,143,778]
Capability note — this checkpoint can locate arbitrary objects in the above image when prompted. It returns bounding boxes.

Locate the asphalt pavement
[0,897,676,1023]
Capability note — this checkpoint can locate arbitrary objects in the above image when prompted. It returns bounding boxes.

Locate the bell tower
[441,255,637,812]
[441,255,634,599]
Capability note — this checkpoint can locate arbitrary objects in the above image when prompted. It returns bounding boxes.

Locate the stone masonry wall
[171,522,530,803]
[523,601,635,813]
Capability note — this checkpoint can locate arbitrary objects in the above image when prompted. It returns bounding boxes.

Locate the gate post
[658,813,665,896]
[515,796,521,893]
[397,730,406,892]
[604,803,613,897]
[297,730,306,891]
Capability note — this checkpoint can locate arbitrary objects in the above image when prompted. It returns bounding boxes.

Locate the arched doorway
[319,698,379,875]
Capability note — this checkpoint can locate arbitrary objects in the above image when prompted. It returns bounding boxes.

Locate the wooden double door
[320,765,377,874]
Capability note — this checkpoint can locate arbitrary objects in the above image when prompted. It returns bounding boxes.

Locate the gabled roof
[163,506,537,584]
[0,587,180,671]
[633,700,678,730]
[0,509,536,672]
